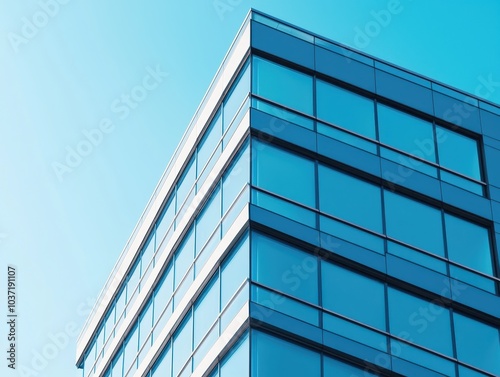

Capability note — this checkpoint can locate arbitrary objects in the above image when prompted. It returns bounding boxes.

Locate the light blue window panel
[127,259,142,306]
[104,306,115,344]
[222,144,249,215]
[252,56,313,115]
[151,341,172,377]
[322,262,386,350]
[193,276,220,348]
[220,333,249,377]
[96,325,105,360]
[141,232,155,284]
[252,232,318,304]
[436,126,481,180]
[138,300,153,363]
[174,227,195,290]
[384,190,444,257]
[123,323,139,375]
[378,104,436,162]
[153,262,173,342]
[319,165,382,232]
[197,110,222,190]
[86,340,97,374]
[316,80,377,152]
[444,214,494,291]
[176,157,196,224]
[111,349,123,377]
[251,331,320,377]
[454,313,500,376]
[115,285,126,326]
[323,356,378,376]
[173,313,193,377]
[156,196,175,252]
[252,140,315,208]
[388,288,454,375]
[224,62,250,132]
[195,187,221,269]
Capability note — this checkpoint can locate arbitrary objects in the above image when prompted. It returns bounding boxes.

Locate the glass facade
[77,10,500,377]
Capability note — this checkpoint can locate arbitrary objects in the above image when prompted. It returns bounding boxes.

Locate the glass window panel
[198,110,222,190]
[324,356,378,376]
[454,313,500,376]
[440,171,483,195]
[444,214,492,275]
[252,233,318,304]
[174,227,195,289]
[251,331,320,377]
[252,97,314,130]
[378,104,435,162]
[115,285,126,325]
[151,342,172,377]
[221,235,249,310]
[139,301,153,350]
[436,126,481,180]
[387,241,447,274]
[156,196,175,251]
[317,121,377,154]
[252,140,315,208]
[111,349,123,377]
[224,63,250,132]
[252,56,313,115]
[176,157,196,224]
[220,333,249,377]
[141,232,155,286]
[86,340,97,374]
[196,187,221,258]
[318,165,382,232]
[380,147,438,177]
[322,262,385,330]
[223,144,250,215]
[316,80,376,139]
[194,276,220,347]
[123,324,139,375]
[127,259,142,304]
[96,325,105,360]
[384,190,444,256]
[387,288,453,356]
[153,263,173,343]
[172,313,193,377]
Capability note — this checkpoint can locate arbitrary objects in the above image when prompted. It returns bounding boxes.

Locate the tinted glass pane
[445,214,492,275]
[252,233,318,304]
[127,259,141,303]
[253,57,313,114]
[316,80,376,139]
[156,196,175,250]
[251,331,320,377]
[176,157,196,220]
[123,324,138,374]
[194,276,219,347]
[221,235,249,310]
[454,313,500,376]
[378,104,436,162]
[151,342,171,377]
[139,301,153,349]
[322,261,385,330]
[388,288,453,356]
[223,144,249,215]
[224,63,250,131]
[173,313,193,377]
[324,356,378,376]
[154,263,173,326]
[436,126,481,180]
[384,191,444,256]
[174,227,194,289]
[198,111,222,190]
[252,140,315,207]
[196,187,221,257]
[318,165,382,232]
[111,350,123,377]
[220,334,249,377]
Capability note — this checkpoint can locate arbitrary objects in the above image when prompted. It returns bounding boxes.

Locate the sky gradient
[1,1,500,376]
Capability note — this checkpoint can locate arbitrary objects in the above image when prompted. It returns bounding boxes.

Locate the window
[252,57,313,115]
[322,262,386,349]
[224,62,250,132]
[251,331,320,377]
[153,262,173,342]
[195,187,221,274]
[150,342,171,377]
[176,157,196,225]
[387,288,454,376]
[252,233,318,304]
[323,356,378,376]
[197,110,222,190]
[174,227,195,298]
[378,104,437,177]
[220,334,249,377]
[384,190,444,257]
[123,323,139,375]
[112,349,123,377]
[193,276,219,347]
[156,196,175,252]
[172,313,193,377]
[436,126,482,193]
[318,165,382,232]
[138,301,153,364]
[316,80,376,152]
[453,313,500,376]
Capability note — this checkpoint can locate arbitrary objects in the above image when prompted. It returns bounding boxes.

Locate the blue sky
[1,0,499,376]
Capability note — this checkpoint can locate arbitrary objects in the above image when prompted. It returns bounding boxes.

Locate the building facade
[76,10,500,377]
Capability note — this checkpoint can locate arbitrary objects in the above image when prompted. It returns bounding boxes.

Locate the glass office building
[76,10,500,377]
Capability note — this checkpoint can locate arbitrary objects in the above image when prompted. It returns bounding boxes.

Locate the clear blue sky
[1,0,499,376]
